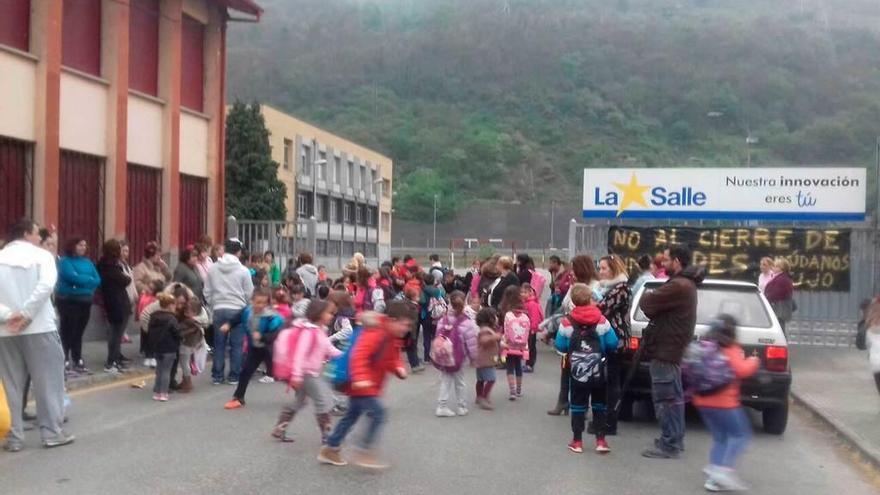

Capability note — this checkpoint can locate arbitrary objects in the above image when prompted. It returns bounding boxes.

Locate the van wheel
[617,398,634,421]
[763,402,789,435]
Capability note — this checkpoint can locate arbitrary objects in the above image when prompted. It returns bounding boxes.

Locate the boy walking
[317,302,413,469]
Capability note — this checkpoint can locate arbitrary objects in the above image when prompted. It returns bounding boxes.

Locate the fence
[568,219,880,347]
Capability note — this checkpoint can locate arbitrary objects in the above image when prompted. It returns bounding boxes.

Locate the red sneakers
[596,438,611,453]
[568,440,584,453]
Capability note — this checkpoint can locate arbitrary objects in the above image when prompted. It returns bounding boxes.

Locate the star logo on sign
[612,173,651,216]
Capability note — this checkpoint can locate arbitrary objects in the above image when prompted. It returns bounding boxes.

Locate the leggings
[506,355,523,377]
[57,298,92,363]
[527,333,537,368]
[570,381,607,441]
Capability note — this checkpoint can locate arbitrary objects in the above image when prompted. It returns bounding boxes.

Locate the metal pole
[550,199,556,248]
[432,194,438,250]
[312,139,318,220]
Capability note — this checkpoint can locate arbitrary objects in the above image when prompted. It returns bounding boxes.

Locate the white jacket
[0,240,59,337]
[204,254,253,312]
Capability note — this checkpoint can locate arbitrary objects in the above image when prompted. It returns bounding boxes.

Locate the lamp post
[374,178,384,260]
[550,199,556,249]
[432,194,439,250]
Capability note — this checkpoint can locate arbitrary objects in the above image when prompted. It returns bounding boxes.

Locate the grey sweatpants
[0,331,67,446]
[279,375,333,418]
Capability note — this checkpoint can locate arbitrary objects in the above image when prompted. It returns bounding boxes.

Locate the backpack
[272,322,319,381]
[682,340,735,395]
[331,326,390,392]
[428,295,448,320]
[430,314,469,372]
[503,310,530,350]
[529,269,547,298]
[568,322,607,385]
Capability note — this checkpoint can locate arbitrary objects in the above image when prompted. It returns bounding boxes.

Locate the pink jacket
[523,294,544,333]
[290,322,342,382]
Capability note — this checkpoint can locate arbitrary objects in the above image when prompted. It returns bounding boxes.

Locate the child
[464,293,481,321]
[317,265,328,283]
[138,278,165,368]
[521,283,544,373]
[271,300,342,443]
[474,308,501,410]
[556,283,618,454]
[499,285,530,400]
[224,289,285,409]
[402,285,425,372]
[328,291,356,348]
[148,294,181,402]
[693,315,760,492]
[273,286,293,325]
[177,298,206,393]
[317,303,411,469]
[433,291,478,418]
[290,283,311,319]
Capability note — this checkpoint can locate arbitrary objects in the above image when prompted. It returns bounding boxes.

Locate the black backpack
[569,322,607,385]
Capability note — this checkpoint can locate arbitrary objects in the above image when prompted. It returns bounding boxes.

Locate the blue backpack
[331,325,389,392]
[682,340,735,395]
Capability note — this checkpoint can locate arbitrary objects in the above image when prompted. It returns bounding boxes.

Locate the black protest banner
[608,226,851,292]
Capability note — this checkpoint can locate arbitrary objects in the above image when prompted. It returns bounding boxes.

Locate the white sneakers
[143,358,157,368]
[259,376,275,384]
[435,406,468,417]
[456,407,468,416]
[704,465,749,492]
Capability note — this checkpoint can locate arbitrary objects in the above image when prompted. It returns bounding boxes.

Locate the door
[59,150,103,259]
[179,174,207,248]
[0,137,32,235]
[127,164,161,264]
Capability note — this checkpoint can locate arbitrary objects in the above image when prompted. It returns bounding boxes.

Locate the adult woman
[173,247,205,302]
[596,254,632,435]
[132,241,171,296]
[764,258,795,334]
[264,251,281,287]
[120,241,138,345]
[56,237,101,374]
[97,240,133,373]
[757,257,775,293]
[195,244,214,283]
[549,254,599,416]
[488,256,520,310]
[516,254,534,286]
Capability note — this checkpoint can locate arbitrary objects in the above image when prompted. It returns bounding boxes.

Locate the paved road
[2,347,878,495]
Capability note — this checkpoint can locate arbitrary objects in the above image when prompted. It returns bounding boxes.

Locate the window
[318,151,327,181]
[328,240,340,256]
[129,0,159,95]
[369,169,376,195]
[180,15,205,111]
[356,205,365,225]
[283,139,292,169]
[329,198,338,223]
[360,166,368,192]
[347,161,354,188]
[335,198,344,223]
[366,243,377,257]
[0,0,30,51]
[317,239,328,256]
[343,241,354,257]
[366,206,374,227]
[382,178,391,198]
[382,212,391,232]
[315,194,329,221]
[634,284,772,329]
[301,145,312,176]
[343,201,355,224]
[297,192,313,218]
[62,0,102,76]
[334,156,342,184]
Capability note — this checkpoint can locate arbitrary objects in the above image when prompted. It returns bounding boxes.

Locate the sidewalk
[65,336,153,392]
[790,345,880,468]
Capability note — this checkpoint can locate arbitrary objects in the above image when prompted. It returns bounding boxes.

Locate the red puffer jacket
[349,313,405,397]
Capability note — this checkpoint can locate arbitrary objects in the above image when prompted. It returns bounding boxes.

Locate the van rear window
[634,287,773,328]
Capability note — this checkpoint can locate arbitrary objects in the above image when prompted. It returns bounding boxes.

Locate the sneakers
[153,394,169,402]
[709,468,749,491]
[317,446,348,466]
[641,446,680,459]
[104,364,121,374]
[516,389,523,398]
[595,438,611,454]
[411,364,426,373]
[42,433,75,448]
[259,376,275,384]
[568,440,584,453]
[352,450,390,470]
[523,365,534,373]
[508,392,517,401]
[224,399,244,410]
[227,380,239,386]
[477,398,494,410]
[271,424,295,443]
[3,442,23,453]
[212,380,224,386]
[330,405,347,417]
[435,406,456,417]
[73,360,93,375]
[456,407,469,416]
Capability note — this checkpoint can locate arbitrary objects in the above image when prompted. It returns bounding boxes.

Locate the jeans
[212,308,245,383]
[153,352,177,394]
[698,407,752,468]
[57,298,92,363]
[326,396,386,450]
[650,360,685,453]
[421,317,436,363]
[233,346,270,401]
[106,318,128,367]
[438,369,466,409]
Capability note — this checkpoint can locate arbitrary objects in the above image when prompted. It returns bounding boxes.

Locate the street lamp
[432,194,439,250]
[374,178,384,260]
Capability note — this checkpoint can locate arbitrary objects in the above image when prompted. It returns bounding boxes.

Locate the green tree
[394,168,456,221]
[225,101,287,220]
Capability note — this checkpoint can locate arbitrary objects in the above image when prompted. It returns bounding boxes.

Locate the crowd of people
[0,218,764,490]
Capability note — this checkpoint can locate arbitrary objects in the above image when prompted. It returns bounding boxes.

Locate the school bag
[428,294,448,320]
[681,340,735,395]
[331,325,390,392]
[272,322,319,381]
[430,314,469,373]
[568,322,607,385]
[529,269,547,298]
[504,310,530,350]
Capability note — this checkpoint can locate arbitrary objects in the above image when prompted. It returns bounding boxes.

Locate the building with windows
[0,0,261,263]
[260,105,393,264]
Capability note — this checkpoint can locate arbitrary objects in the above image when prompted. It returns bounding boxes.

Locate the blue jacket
[56,256,101,298]
[237,305,284,348]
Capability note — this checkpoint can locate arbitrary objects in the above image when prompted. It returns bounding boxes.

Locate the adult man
[295,252,319,297]
[205,238,254,386]
[638,245,704,459]
[0,219,74,451]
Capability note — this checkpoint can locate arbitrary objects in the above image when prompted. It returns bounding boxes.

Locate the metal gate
[227,217,315,271]
[0,137,32,234]
[179,174,207,248]
[59,150,104,259]
[127,164,161,265]
[569,220,880,347]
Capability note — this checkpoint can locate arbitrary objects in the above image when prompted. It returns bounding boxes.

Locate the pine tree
[225,101,287,220]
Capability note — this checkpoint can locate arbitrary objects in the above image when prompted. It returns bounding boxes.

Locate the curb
[66,367,154,393]
[791,390,880,471]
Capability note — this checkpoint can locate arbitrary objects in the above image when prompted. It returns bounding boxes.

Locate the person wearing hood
[204,238,254,386]
[596,254,631,436]
[296,252,319,298]
[555,283,618,454]
[638,245,704,459]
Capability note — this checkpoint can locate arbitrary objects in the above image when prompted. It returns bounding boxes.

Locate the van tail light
[765,346,788,372]
[628,337,640,351]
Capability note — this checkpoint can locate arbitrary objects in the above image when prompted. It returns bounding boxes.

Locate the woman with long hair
[596,254,631,435]
[97,240,133,373]
[764,258,795,334]
[56,237,101,375]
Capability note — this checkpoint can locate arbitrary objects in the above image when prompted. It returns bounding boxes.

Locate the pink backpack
[504,310,530,350]
[430,314,469,373]
[529,270,547,298]
[272,322,318,381]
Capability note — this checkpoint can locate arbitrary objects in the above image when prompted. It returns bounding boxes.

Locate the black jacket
[97,258,133,325]
[173,263,204,302]
[489,272,520,310]
[639,265,705,364]
[148,310,181,354]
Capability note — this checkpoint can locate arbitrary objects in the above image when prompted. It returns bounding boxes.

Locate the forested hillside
[226,0,880,220]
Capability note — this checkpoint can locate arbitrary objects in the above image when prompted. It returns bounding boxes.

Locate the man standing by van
[638,245,703,459]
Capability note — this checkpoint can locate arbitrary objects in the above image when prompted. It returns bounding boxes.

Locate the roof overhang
[218,0,263,21]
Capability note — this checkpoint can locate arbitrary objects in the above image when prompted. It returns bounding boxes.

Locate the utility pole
[550,199,556,249]
[432,194,438,250]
